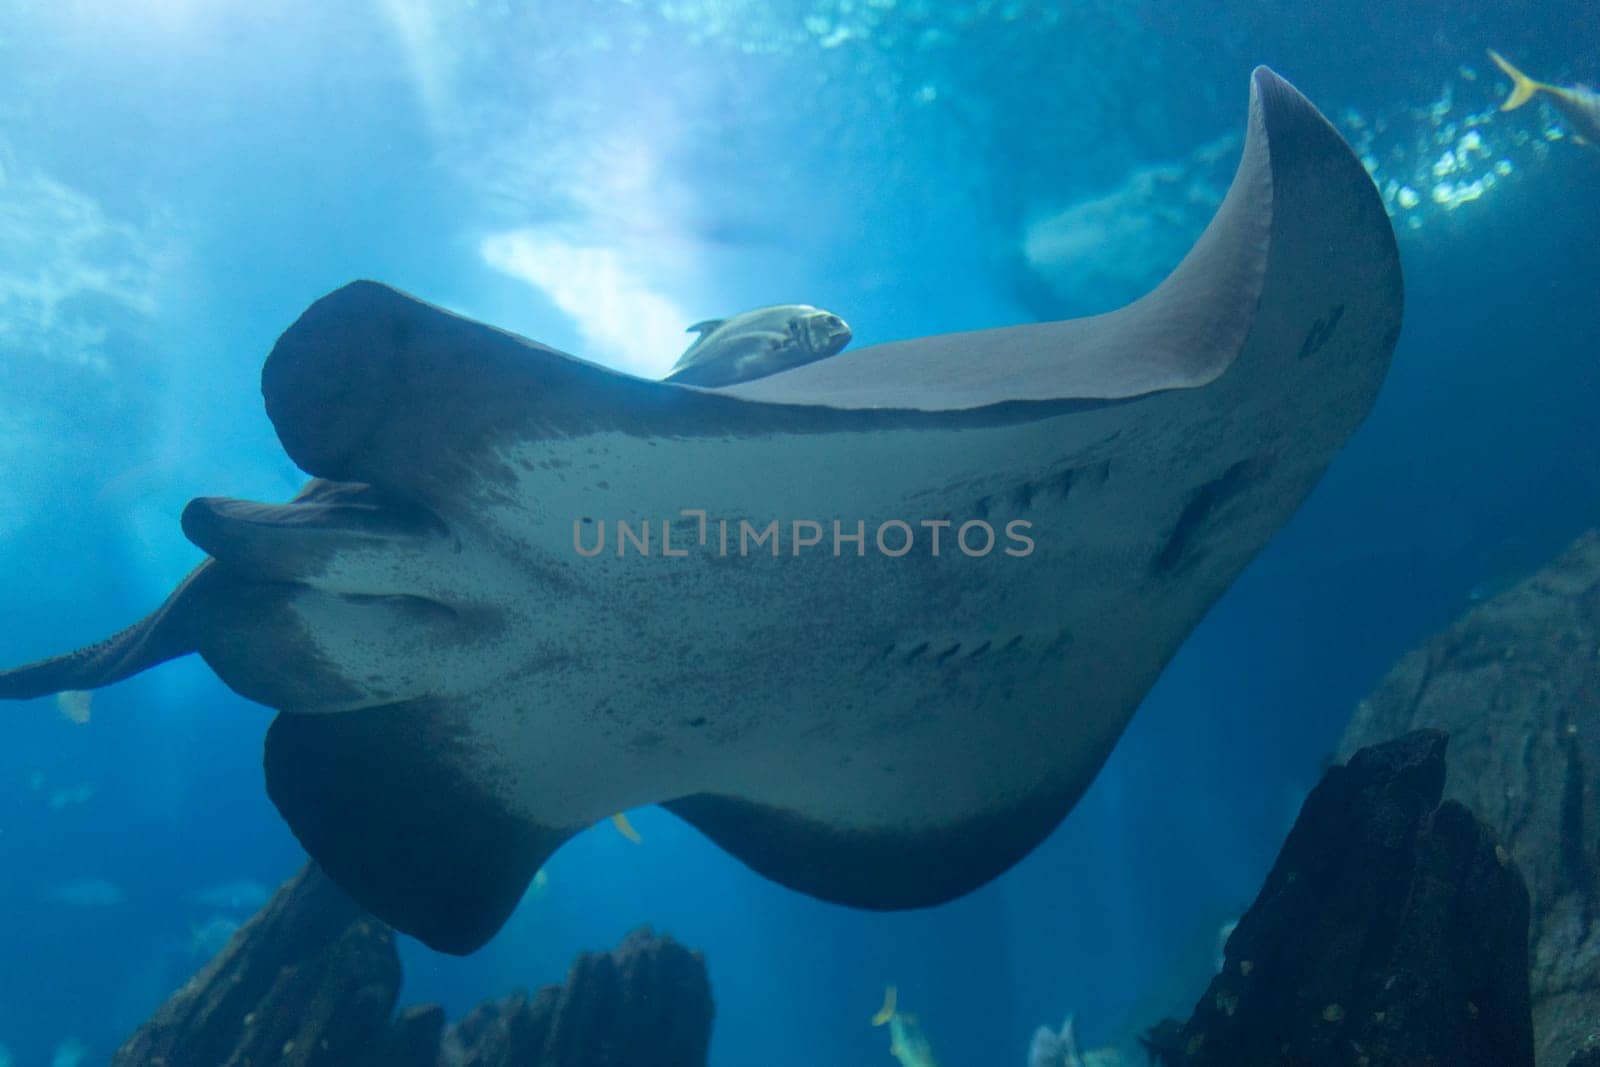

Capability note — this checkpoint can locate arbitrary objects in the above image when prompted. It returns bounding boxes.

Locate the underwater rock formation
[111,863,400,1067]
[1180,730,1533,1067]
[545,926,714,1066]
[1339,530,1600,1067]
[383,1005,448,1067]
[1138,1020,1186,1066]
[115,863,713,1066]
[439,926,713,1067]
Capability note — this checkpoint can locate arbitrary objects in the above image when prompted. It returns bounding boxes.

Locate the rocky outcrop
[116,863,713,1067]
[439,928,713,1067]
[1139,1019,1187,1066]
[1339,531,1600,1067]
[112,864,401,1067]
[383,1004,448,1067]
[1180,731,1533,1067]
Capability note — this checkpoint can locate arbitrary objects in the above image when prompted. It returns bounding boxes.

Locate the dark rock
[443,926,714,1067]
[546,926,714,1066]
[112,862,400,1067]
[384,1003,448,1067]
[1139,1018,1187,1066]
[1180,730,1533,1067]
[1568,1048,1600,1067]
[1339,530,1600,1067]
[115,869,713,1066]
[439,988,557,1064]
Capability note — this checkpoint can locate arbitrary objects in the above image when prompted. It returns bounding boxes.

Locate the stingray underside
[0,68,1400,954]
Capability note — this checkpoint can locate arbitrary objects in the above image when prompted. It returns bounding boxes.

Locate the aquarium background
[1,1,1597,1064]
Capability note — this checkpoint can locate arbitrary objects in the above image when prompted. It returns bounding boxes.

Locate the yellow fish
[1489,50,1600,145]
[871,985,938,1067]
[610,812,643,844]
[872,985,898,1027]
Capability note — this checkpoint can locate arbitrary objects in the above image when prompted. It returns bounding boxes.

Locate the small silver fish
[1490,50,1600,146]
[664,304,851,387]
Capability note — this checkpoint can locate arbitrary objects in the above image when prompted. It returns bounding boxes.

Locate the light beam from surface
[481,227,691,378]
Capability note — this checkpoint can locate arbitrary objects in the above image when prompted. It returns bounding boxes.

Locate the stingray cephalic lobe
[0,68,1400,954]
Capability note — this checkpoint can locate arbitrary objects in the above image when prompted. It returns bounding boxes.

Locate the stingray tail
[0,563,210,701]
[1489,50,1544,111]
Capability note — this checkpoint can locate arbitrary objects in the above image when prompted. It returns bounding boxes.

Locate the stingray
[0,68,1400,954]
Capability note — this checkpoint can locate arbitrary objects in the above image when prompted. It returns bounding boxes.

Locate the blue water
[1,3,1597,1065]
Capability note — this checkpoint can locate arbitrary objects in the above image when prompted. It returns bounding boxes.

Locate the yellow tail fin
[1488,50,1543,111]
[872,985,898,1027]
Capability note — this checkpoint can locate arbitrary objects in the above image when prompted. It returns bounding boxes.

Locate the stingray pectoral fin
[257,69,1280,498]
[264,703,572,954]
[0,562,216,700]
[664,783,1078,910]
